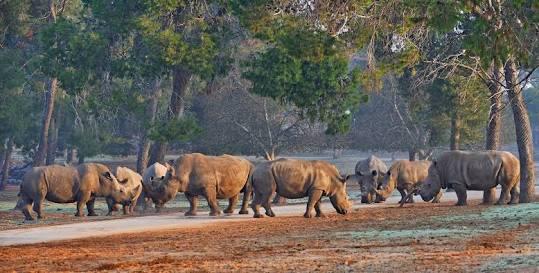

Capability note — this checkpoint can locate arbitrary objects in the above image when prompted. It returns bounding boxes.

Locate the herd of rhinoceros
[15,150,520,221]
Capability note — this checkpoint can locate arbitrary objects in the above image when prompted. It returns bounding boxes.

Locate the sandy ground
[0,200,538,272]
[0,188,538,272]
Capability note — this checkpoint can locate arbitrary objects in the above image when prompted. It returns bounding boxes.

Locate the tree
[505,58,535,203]
[0,0,41,189]
[33,0,61,166]
[194,87,310,160]
[240,17,367,135]
[139,0,234,164]
[415,0,538,202]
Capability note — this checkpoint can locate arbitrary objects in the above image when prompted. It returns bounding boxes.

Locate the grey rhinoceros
[417,151,520,206]
[250,158,352,218]
[18,163,132,220]
[355,155,388,204]
[146,153,253,216]
[376,160,442,203]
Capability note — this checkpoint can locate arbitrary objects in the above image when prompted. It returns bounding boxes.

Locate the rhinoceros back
[180,153,251,199]
[269,159,341,199]
[29,165,80,203]
[355,155,388,176]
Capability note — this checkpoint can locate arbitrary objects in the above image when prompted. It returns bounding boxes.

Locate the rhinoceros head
[145,167,181,211]
[330,175,353,215]
[418,162,442,202]
[376,170,397,200]
[100,171,132,204]
[358,169,383,203]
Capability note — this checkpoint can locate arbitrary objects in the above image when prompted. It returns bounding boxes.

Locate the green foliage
[424,76,490,147]
[0,0,31,46]
[39,18,108,92]
[240,17,366,134]
[136,0,232,80]
[0,47,40,152]
[148,116,202,142]
[405,0,538,67]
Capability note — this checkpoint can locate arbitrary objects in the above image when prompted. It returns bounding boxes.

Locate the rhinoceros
[416,151,520,206]
[355,155,388,203]
[18,163,131,220]
[250,158,352,218]
[376,160,442,203]
[106,166,142,216]
[136,162,169,212]
[146,153,253,216]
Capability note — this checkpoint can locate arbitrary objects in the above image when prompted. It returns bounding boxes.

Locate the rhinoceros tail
[244,165,254,193]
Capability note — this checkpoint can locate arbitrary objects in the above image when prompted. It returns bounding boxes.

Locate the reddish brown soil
[1,200,538,273]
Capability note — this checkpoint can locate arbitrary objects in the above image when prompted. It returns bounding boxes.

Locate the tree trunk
[66,148,76,164]
[505,58,535,203]
[137,81,161,173]
[483,63,504,204]
[34,78,58,166]
[148,67,190,165]
[137,139,152,174]
[78,154,85,164]
[408,149,418,161]
[46,114,58,165]
[486,63,503,150]
[0,138,14,191]
[0,149,4,173]
[450,111,461,150]
[264,148,276,161]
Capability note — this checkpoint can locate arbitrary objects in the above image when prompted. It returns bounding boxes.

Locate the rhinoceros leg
[251,192,264,218]
[86,198,98,216]
[76,192,91,217]
[262,201,275,217]
[224,194,239,214]
[185,193,198,216]
[204,189,222,216]
[453,184,467,206]
[397,189,406,203]
[304,190,323,218]
[106,198,114,216]
[239,184,251,215]
[33,198,45,219]
[508,185,519,204]
[122,204,129,215]
[496,186,510,205]
[21,195,34,221]
[314,198,325,218]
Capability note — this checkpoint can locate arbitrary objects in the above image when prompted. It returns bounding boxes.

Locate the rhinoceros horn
[399,188,419,208]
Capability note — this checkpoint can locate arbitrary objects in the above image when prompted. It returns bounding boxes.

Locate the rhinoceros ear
[433,161,437,167]
[102,171,113,181]
[338,176,347,183]
[357,171,363,176]
[371,170,378,176]
[131,185,141,197]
